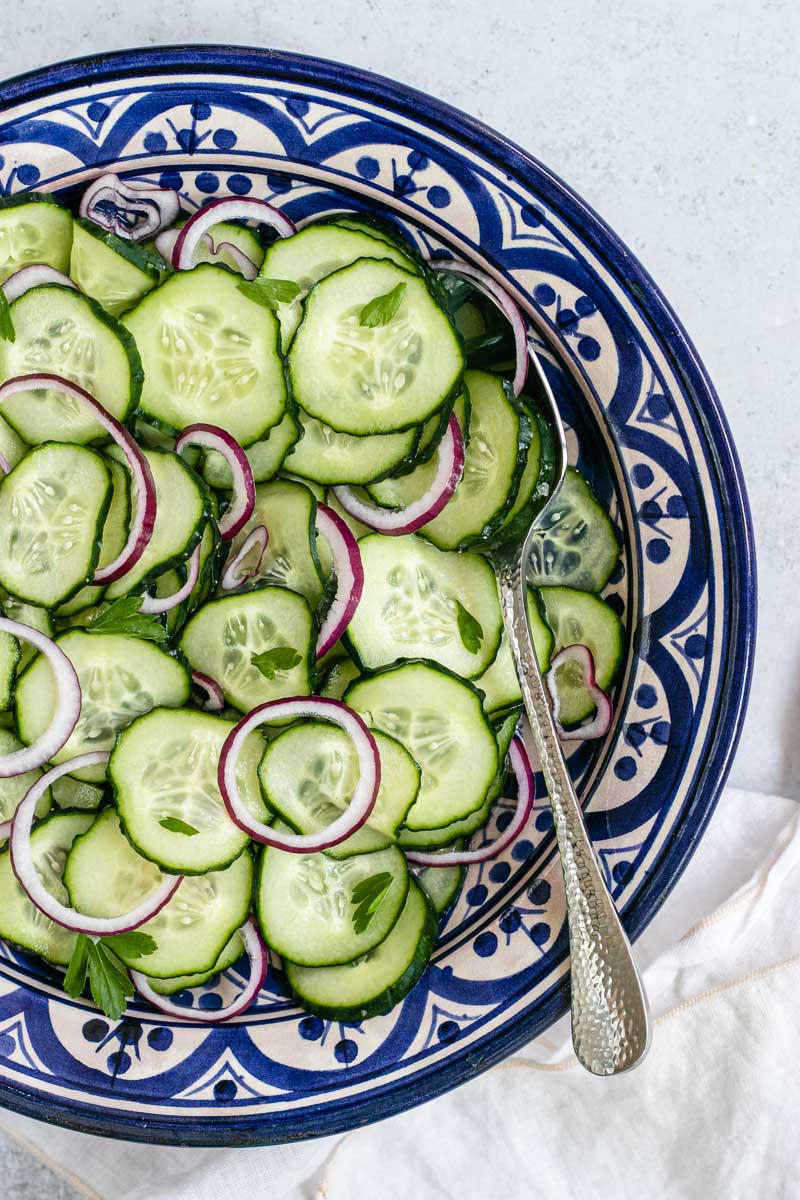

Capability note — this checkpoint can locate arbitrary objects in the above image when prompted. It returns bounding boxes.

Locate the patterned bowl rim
[0,44,756,1144]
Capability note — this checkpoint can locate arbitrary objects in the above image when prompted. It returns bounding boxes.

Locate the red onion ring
[172,198,294,270]
[0,374,156,584]
[429,259,528,396]
[220,526,268,591]
[10,752,183,933]
[155,229,259,280]
[314,503,364,659]
[332,414,465,536]
[191,671,225,713]
[130,917,267,1023]
[79,173,180,242]
[139,544,201,614]
[219,697,380,851]
[174,424,255,539]
[404,736,534,867]
[546,644,614,740]
[2,265,77,301]
[0,619,80,778]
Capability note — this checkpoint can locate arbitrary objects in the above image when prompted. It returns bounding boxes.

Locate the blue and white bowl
[0,46,755,1145]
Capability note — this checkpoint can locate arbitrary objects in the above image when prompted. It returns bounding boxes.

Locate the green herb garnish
[351,871,393,935]
[0,289,15,343]
[159,817,199,836]
[86,596,167,643]
[64,933,157,1021]
[237,277,301,310]
[359,282,406,328]
[251,645,302,679]
[455,600,484,655]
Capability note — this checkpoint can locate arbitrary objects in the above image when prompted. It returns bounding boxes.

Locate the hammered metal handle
[499,562,650,1075]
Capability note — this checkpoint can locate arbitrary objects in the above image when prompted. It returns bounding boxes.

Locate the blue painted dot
[159,170,183,190]
[466,883,488,907]
[214,1079,237,1102]
[499,907,522,933]
[356,156,380,180]
[213,128,237,150]
[16,164,40,186]
[496,810,514,833]
[612,860,634,886]
[527,879,551,904]
[667,494,687,517]
[124,1021,143,1046]
[521,205,544,227]
[636,684,657,709]
[226,173,252,195]
[176,128,195,151]
[652,720,671,745]
[632,463,654,489]
[199,993,223,1010]
[437,1020,460,1043]
[488,861,511,884]
[533,283,556,306]
[557,308,578,330]
[609,560,625,585]
[286,97,309,117]
[394,173,413,196]
[195,172,219,194]
[428,186,451,209]
[109,1051,131,1075]
[648,393,670,421]
[298,1015,325,1041]
[577,336,601,361]
[147,1027,173,1051]
[530,922,550,946]
[267,172,293,194]
[614,756,637,781]
[685,634,707,659]
[535,810,554,833]
[144,132,168,153]
[334,1038,358,1064]
[511,839,533,862]
[575,295,596,317]
[473,931,497,957]
[640,499,662,522]
[191,101,212,121]
[0,1034,14,1057]
[647,538,670,564]
[625,722,647,749]
[407,150,428,170]
[87,101,109,122]
[82,1019,109,1043]
[171,990,193,1007]
[605,593,625,616]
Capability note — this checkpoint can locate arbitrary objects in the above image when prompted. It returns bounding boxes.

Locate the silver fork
[489,343,651,1076]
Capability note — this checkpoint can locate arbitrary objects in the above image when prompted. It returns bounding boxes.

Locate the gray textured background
[0,0,797,1193]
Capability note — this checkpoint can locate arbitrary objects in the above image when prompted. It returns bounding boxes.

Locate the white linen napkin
[1,786,797,1200]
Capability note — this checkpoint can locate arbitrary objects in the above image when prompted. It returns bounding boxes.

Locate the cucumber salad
[0,180,622,1024]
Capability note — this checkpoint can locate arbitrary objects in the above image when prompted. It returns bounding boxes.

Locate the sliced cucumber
[144,929,245,996]
[223,479,324,608]
[179,586,314,713]
[0,810,94,965]
[0,593,52,670]
[51,775,105,812]
[347,534,503,679]
[0,729,51,826]
[416,861,464,918]
[366,390,469,507]
[69,218,163,316]
[109,707,267,873]
[284,878,435,1020]
[527,468,620,593]
[123,263,287,446]
[329,214,416,254]
[0,285,142,445]
[183,218,265,275]
[283,412,418,486]
[281,473,327,503]
[539,586,624,725]
[0,622,20,711]
[256,830,409,966]
[498,398,543,528]
[474,587,554,716]
[64,807,253,978]
[0,194,73,284]
[258,725,419,858]
[56,456,131,617]
[319,656,361,700]
[16,630,190,782]
[346,661,498,831]
[0,416,28,473]
[202,410,299,489]
[290,258,463,435]
[0,443,111,607]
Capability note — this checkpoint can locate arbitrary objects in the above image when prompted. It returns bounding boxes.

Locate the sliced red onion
[172,198,295,271]
[221,525,268,591]
[0,619,80,778]
[0,452,10,476]
[405,736,534,867]
[79,173,180,242]
[332,414,465,536]
[10,752,183,933]
[315,504,364,659]
[191,671,225,713]
[429,259,528,396]
[219,697,380,851]
[0,374,156,584]
[130,917,267,1023]
[2,265,77,302]
[156,228,259,279]
[174,424,255,539]
[139,544,201,615]
[546,644,614,740]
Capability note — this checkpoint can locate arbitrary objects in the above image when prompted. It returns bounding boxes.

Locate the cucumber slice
[0,622,20,710]
[56,456,131,617]
[346,661,498,831]
[0,729,51,827]
[51,775,105,812]
[144,929,245,996]
[527,468,620,593]
[258,725,419,858]
[0,811,94,965]
[179,586,314,713]
[16,630,191,782]
[0,416,28,473]
[0,285,142,444]
[202,410,299,488]
[474,587,554,716]
[329,214,416,255]
[539,586,624,725]
[319,656,361,700]
[290,258,464,435]
[347,534,503,679]
[284,878,435,1019]
[0,194,73,284]
[0,443,111,607]
[109,707,267,873]
[64,807,253,978]
[416,861,464,918]
[123,263,287,446]
[104,448,208,600]
[185,219,265,275]
[223,479,325,608]
[366,390,469,506]
[499,399,543,528]
[69,218,164,316]
[283,412,419,485]
[256,829,409,966]
[0,595,51,674]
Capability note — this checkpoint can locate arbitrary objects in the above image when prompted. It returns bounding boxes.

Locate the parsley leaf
[455,600,484,655]
[251,645,302,680]
[359,282,406,328]
[237,277,301,310]
[86,596,167,643]
[64,933,157,1021]
[159,816,199,837]
[63,934,90,998]
[0,289,14,343]
[88,945,133,1022]
[106,931,158,958]
[351,871,393,935]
